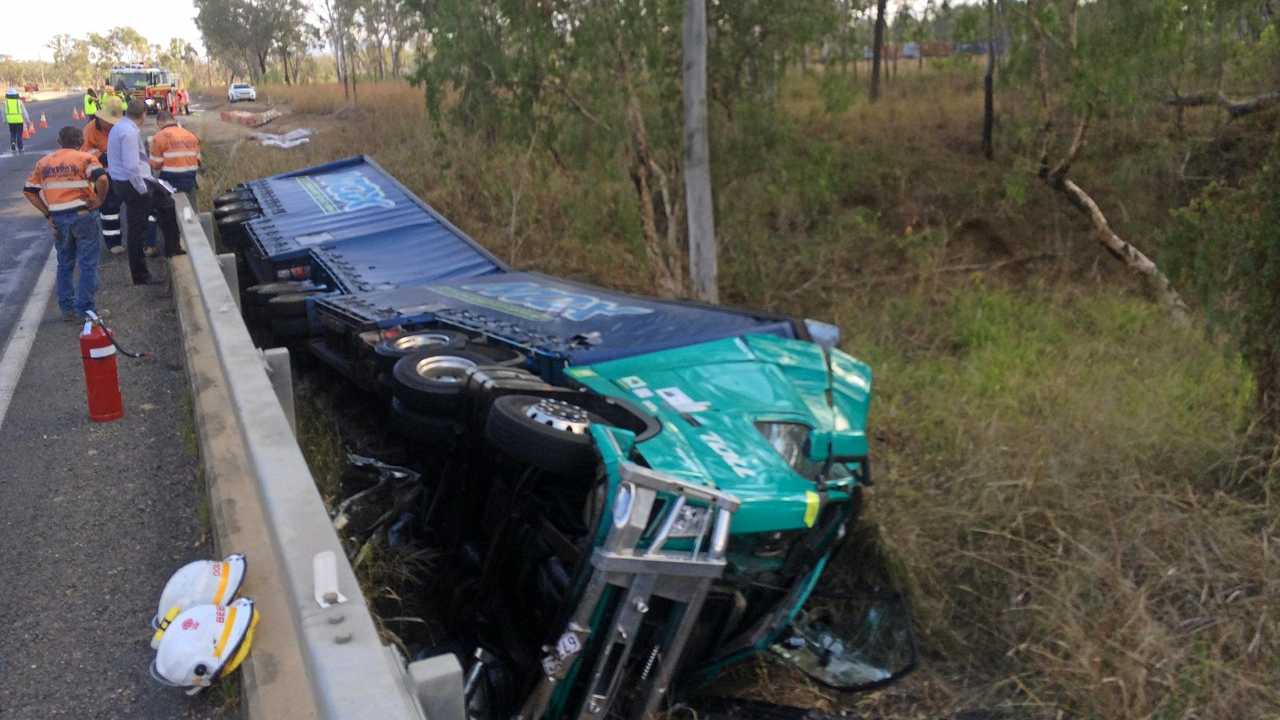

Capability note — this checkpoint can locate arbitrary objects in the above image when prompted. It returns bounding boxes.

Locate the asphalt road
[0,95,228,719]
[0,94,80,354]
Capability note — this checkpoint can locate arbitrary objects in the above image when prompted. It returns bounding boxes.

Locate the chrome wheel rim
[414,355,477,384]
[526,398,591,434]
[393,333,455,352]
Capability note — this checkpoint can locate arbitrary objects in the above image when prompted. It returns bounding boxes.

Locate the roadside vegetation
[200,58,1279,717]
[191,2,1280,717]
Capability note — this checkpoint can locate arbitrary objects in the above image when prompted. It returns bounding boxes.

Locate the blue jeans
[52,210,102,314]
[8,122,21,152]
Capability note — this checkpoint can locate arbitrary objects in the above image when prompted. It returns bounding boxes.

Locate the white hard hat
[151,554,247,643]
[150,598,259,695]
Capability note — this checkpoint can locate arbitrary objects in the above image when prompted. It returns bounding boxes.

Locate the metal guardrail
[175,196,458,719]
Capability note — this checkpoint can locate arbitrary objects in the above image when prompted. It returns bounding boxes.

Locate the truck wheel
[216,209,260,227]
[213,200,260,219]
[213,189,252,208]
[391,349,491,415]
[374,330,469,373]
[484,395,600,477]
[266,292,324,319]
[245,281,323,310]
[388,398,459,445]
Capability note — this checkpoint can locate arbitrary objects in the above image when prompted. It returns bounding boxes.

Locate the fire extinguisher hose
[84,312,153,361]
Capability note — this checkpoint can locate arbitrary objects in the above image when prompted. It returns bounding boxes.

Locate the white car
[227,83,257,103]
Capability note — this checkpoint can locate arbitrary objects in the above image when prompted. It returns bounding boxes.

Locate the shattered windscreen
[771,593,917,689]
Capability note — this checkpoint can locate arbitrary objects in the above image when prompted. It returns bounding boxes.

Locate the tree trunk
[349,38,358,103]
[982,0,995,159]
[282,48,292,86]
[870,0,888,101]
[1165,89,1280,118]
[683,0,718,303]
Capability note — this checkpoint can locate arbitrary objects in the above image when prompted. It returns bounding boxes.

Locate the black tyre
[213,188,251,207]
[373,330,469,373]
[245,280,323,306]
[484,395,601,477]
[213,200,260,219]
[216,211,260,250]
[388,397,459,445]
[215,209,260,227]
[266,292,324,319]
[391,349,492,416]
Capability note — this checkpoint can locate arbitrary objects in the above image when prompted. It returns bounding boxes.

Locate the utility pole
[683,0,718,303]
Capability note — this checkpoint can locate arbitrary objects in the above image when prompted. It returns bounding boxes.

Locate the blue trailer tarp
[237,155,507,285]
[310,223,506,293]
[314,272,801,367]
[244,156,416,219]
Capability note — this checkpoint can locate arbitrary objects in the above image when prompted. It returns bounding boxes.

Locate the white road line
[0,247,57,433]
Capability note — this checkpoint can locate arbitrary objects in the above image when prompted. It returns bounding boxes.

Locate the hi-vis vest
[84,93,98,116]
[24,148,105,213]
[4,97,22,124]
[150,125,200,174]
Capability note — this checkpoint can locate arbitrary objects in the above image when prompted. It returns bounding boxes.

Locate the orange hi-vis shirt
[150,124,200,175]
[24,148,106,213]
[80,118,111,156]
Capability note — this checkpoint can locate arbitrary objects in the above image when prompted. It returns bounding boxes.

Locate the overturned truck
[213,156,916,719]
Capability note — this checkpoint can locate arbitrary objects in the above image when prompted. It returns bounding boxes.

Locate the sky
[0,0,951,63]
[0,0,205,61]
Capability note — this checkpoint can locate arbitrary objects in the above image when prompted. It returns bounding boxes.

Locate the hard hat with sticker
[151,554,247,648]
[150,598,259,695]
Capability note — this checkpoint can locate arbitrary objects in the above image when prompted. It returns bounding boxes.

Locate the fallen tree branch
[1165,90,1280,119]
[1058,178,1190,324]
[845,253,1059,288]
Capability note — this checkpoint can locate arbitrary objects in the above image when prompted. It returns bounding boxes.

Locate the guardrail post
[262,347,296,435]
[199,210,215,248]
[200,211,241,310]
[408,655,466,720]
[219,254,240,310]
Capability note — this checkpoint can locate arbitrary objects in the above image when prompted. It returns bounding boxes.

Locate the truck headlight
[667,504,710,538]
[755,422,824,481]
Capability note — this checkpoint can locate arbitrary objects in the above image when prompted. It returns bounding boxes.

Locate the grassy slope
[200,66,1278,719]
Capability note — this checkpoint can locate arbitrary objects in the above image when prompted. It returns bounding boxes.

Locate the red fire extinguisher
[79,316,125,422]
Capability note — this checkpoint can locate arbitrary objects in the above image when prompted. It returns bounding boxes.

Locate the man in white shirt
[106,100,184,285]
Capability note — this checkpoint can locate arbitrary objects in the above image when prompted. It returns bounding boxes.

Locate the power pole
[683,0,718,303]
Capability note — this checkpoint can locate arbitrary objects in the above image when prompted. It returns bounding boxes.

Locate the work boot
[61,310,80,323]
[8,142,14,154]
[109,245,125,255]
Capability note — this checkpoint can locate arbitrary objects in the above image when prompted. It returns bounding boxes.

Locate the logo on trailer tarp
[459,281,655,322]
[296,171,396,214]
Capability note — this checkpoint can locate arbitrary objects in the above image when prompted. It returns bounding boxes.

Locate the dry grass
[201,71,1280,719]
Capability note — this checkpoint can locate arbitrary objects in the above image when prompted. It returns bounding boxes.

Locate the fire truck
[108,64,178,113]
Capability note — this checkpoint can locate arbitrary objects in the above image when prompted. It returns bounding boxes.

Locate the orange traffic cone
[22,126,31,140]
[72,108,80,121]
[39,113,47,129]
